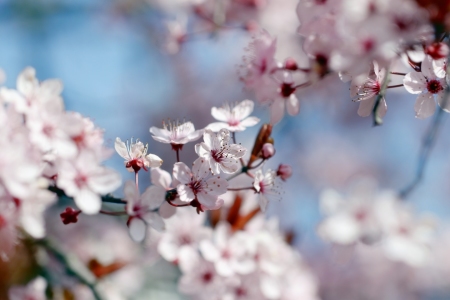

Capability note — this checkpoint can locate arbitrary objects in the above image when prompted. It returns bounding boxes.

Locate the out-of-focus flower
[8,276,47,300]
[206,100,260,132]
[150,120,202,150]
[276,164,292,181]
[253,169,280,212]
[173,158,228,210]
[270,72,300,125]
[195,129,246,175]
[115,137,162,172]
[403,55,448,118]
[57,150,121,214]
[124,181,165,242]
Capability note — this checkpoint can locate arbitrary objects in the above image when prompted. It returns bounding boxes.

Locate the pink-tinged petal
[270,99,285,125]
[151,168,172,189]
[192,157,211,180]
[177,184,195,202]
[421,55,435,79]
[186,129,203,142]
[206,177,228,195]
[88,168,121,195]
[209,159,221,175]
[124,180,139,205]
[437,90,450,112]
[199,240,221,262]
[178,247,201,273]
[143,212,165,232]
[146,153,163,168]
[197,192,220,208]
[239,116,260,128]
[403,72,427,94]
[173,162,191,184]
[205,122,229,132]
[286,94,300,116]
[433,58,446,78]
[219,158,241,174]
[0,88,27,111]
[211,107,229,122]
[195,142,210,158]
[159,201,177,219]
[114,138,130,160]
[128,218,147,242]
[150,135,171,144]
[141,185,165,210]
[227,144,246,158]
[41,79,63,95]
[17,67,38,97]
[202,129,215,149]
[233,99,254,120]
[373,61,380,77]
[415,93,436,119]
[149,126,170,138]
[74,189,101,215]
[357,98,375,117]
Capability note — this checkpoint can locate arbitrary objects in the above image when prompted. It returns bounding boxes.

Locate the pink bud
[261,143,275,159]
[277,164,292,181]
[284,57,298,71]
[60,207,81,225]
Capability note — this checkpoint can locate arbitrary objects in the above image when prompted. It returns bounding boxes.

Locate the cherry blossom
[115,137,163,172]
[124,181,165,242]
[253,169,280,212]
[149,120,202,150]
[57,150,122,214]
[350,61,387,118]
[195,129,246,175]
[206,100,260,132]
[173,158,228,210]
[270,72,300,125]
[150,167,180,219]
[403,55,448,118]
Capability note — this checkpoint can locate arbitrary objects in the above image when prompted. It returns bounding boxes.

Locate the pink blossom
[206,100,260,132]
[195,129,246,175]
[173,158,228,210]
[150,120,202,149]
[253,169,280,212]
[115,137,163,172]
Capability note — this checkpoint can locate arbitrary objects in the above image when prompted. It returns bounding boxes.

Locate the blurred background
[2,0,450,299]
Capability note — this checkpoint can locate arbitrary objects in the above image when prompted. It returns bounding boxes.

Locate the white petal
[233,99,254,120]
[141,185,165,209]
[173,162,191,184]
[270,100,285,125]
[17,67,37,97]
[88,167,122,195]
[437,90,450,112]
[357,98,375,117]
[146,153,163,168]
[192,157,210,180]
[211,107,229,122]
[206,177,228,195]
[403,72,427,94]
[151,168,172,189]
[177,184,195,202]
[414,93,436,119]
[109,139,128,159]
[286,94,300,116]
[205,122,229,132]
[239,116,260,128]
[143,212,165,232]
[259,195,269,212]
[433,58,447,78]
[421,55,435,79]
[159,201,177,219]
[124,180,139,204]
[41,79,63,95]
[128,218,147,242]
[74,189,101,215]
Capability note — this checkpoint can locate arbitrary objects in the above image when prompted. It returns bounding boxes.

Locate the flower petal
[270,99,285,125]
[143,212,165,232]
[128,218,147,242]
[173,162,191,184]
[146,153,163,168]
[211,107,229,122]
[286,94,300,116]
[74,188,101,215]
[403,72,427,94]
[114,138,129,159]
[233,99,254,120]
[151,168,172,189]
[414,93,436,119]
[142,185,166,210]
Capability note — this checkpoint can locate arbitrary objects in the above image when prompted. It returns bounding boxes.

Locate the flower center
[75,174,88,188]
[427,79,443,94]
[211,149,226,163]
[280,83,296,98]
[202,271,213,283]
[189,180,204,194]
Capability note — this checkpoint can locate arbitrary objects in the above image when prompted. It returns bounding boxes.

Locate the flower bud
[60,207,81,225]
[261,143,275,159]
[276,164,292,181]
[284,57,298,71]
[425,42,449,60]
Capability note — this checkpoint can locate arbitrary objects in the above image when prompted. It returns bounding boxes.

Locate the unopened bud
[261,143,275,159]
[60,207,81,225]
[284,58,298,71]
[276,164,292,181]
